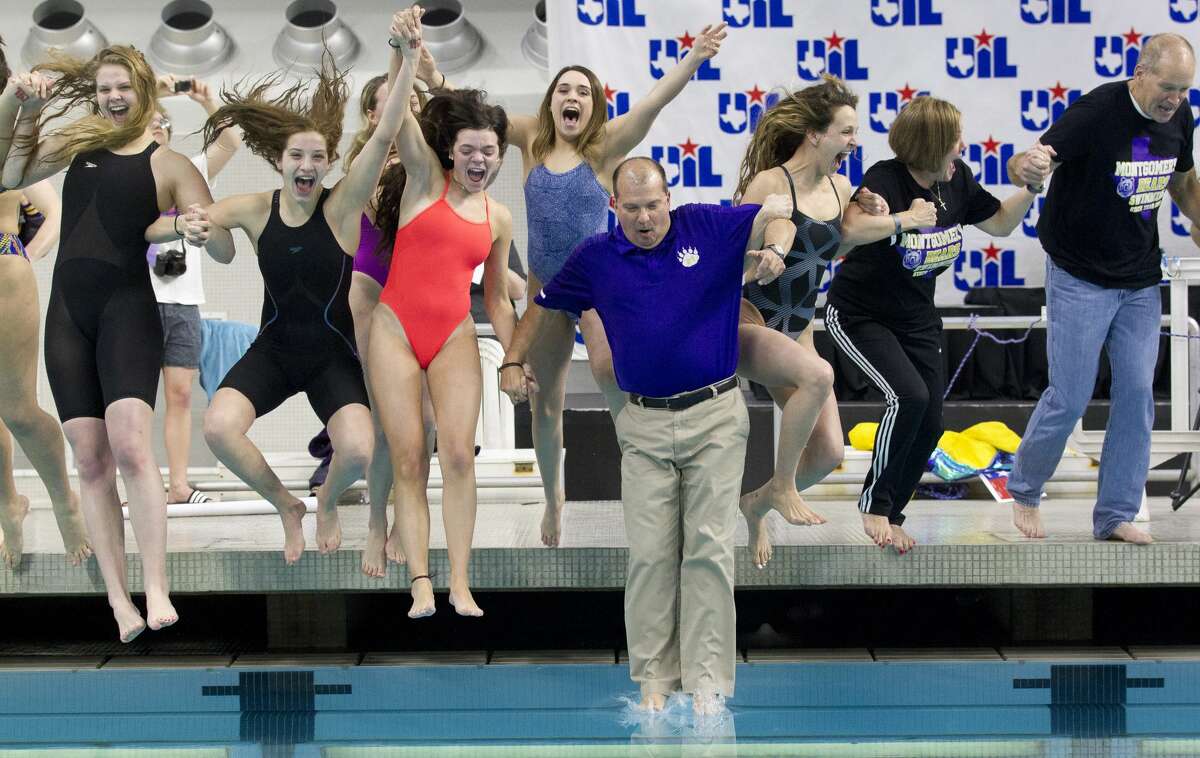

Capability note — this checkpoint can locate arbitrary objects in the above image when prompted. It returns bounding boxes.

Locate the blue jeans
[1008,257,1160,539]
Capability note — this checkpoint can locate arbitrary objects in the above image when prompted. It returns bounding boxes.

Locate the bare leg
[368,306,434,618]
[351,272,398,576]
[639,693,666,712]
[64,417,145,642]
[0,421,30,569]
[1108,522,1152,544]
[161,366,198,503]
[427,319,485,618]
[105,398,176,631]
[204,389,306,564]
[525,272,576,548]
[0,259,89,563]
[316,403,373,554]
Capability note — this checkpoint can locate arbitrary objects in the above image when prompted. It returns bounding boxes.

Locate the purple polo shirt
[535,202,760,397]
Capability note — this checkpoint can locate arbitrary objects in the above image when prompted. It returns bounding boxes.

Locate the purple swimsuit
[351,213,389,287]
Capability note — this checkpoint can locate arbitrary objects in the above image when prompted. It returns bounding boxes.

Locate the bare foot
[0,494,30,569]
[861,513,892,548]
[639,692,667,712]
[738,492,772,569]
[747,480,826,526]
[1107,522,1153,545]
[1012,503,1046,538]
[113,600,146,643]
[361,518,387,578]
[278,499,306,565]
[449,584,484,617]
[408,575,436,619]
[146,590,178,631]
[541,496,564,548]
[385,523,406,564]
[51,491,92,566]
[315,487,342,554]
[890,524,917,554]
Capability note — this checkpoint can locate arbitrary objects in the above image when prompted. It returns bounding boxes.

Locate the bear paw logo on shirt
[676,246,700,267]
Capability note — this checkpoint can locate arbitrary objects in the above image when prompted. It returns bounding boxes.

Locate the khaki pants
[613,387,749,698]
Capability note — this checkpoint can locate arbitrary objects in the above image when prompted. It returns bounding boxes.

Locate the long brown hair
[16,45,159,166]
[531,65,606,164]
[203,57,349,170]
[373,88,506,263]
[734,75,859,201]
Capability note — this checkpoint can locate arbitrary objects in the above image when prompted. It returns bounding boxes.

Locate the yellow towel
[960,421,1022,453]
[936,430,998,470]
[848,422,879,451]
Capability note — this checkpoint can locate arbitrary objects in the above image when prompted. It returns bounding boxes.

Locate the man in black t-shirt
[1006,33,1200,544]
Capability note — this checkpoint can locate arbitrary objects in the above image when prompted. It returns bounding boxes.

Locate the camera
[174,79,192,93]
[154,247,187,277]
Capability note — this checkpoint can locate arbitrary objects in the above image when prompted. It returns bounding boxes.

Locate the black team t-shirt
[1038,80,1194,289]
[827,157,1001,329]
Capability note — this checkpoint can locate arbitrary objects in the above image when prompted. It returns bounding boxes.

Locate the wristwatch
[765,242,786,258]
[1027,183,1045,194]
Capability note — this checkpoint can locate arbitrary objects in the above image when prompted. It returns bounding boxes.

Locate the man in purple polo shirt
[500,156,788,715]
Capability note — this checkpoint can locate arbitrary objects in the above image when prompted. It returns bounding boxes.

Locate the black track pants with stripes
[825,305,944,525]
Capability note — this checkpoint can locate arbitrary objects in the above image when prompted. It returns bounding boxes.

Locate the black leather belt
[628,376,739,411]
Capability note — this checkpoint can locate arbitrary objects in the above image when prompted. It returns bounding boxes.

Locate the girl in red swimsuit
[369,73,518,619]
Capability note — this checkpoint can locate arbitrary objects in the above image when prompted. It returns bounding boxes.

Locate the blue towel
[199,319,259,401]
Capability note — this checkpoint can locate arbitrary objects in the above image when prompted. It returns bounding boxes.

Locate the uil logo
[1022,196,1047,237]
[966,135,1016,186]
[869,84,927,133]
[604,83,630,120]
[576,0,645,26]
[1171,202,1192,236]
[1019,0,1091,24]
[717,85,778,134]
[795,32,870,81]
[871,0,942,26]
[677,246,701,268]
[649,31,722,81]
[650,138,723,188]
[954,243,1026,291]
[1094,29,1144,78]
[1169,0,1199,23]
[946,29,1018,78]
[836,145,865,185]
[722,0,793,27]
[1188,88,1200,126]
[1019,82,1082,131]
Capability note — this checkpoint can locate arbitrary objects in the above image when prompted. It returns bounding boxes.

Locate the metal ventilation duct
[521,1,548,71]
[21,0,108,67]
[421,0,482,75]
[148,0,234,76]
[273,0,358,70]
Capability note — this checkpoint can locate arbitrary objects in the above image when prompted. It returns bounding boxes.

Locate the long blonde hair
[19,45,159,166]
[531,65,606,164]
[343,74,388,171]
[734,75,859,202]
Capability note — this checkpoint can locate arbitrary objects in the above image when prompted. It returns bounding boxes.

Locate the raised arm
[387,17,440,196]
[601,22,726,163]
[329,9,421,222]
[2,73,70,190]
[974,187,1039,237]
[482,205,517,348]
[20,179,60,261]
[190,80,243,180]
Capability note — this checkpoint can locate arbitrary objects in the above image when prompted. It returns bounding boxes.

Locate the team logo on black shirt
[1112,136,1176,218]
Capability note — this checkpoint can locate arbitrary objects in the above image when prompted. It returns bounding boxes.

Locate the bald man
[500,157,788,715]
[1005,33,1200,544]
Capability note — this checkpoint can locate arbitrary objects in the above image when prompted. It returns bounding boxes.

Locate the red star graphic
[1122,27,1142,47]
[603,83,617,102]
[677,30,695,49]
[746,84,766,103]
[679,137,700,157]
[980,134,1001,155]
[824,31,845,50]
[1048,81,1069,101]
[981,242,1003,261]
[973,28,994,48]
[897,82,918,102]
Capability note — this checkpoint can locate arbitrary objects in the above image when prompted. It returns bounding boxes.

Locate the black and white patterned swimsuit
[743,167,842,335]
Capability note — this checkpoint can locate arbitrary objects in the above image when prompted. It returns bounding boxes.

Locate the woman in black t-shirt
[828,96,1048,552]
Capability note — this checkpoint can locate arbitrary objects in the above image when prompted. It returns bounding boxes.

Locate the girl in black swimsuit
[3,45,233,642]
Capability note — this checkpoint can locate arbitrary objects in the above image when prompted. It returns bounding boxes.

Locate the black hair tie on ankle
[410,574,435,585]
